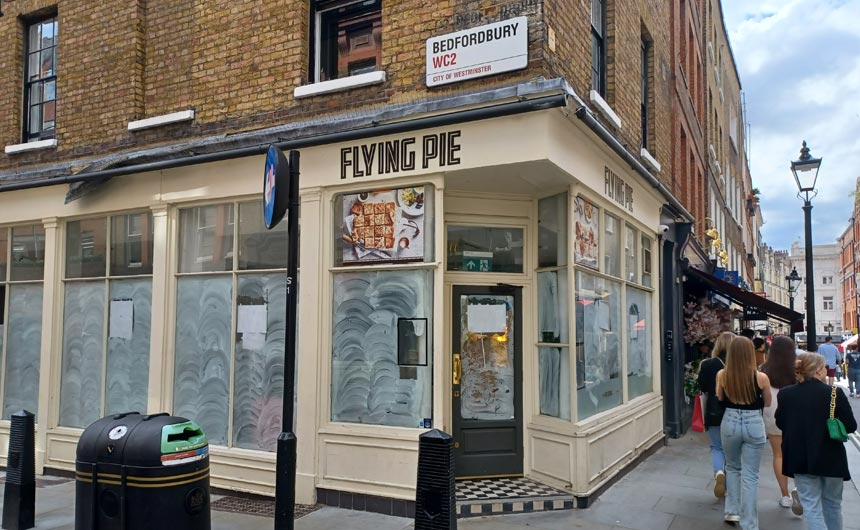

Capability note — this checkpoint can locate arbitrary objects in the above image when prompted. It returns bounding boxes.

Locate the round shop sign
[263,145,290,229]
[108,425,128,440]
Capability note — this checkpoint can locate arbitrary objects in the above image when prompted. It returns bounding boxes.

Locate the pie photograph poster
[342,186,426,264]
[574,196,599,269]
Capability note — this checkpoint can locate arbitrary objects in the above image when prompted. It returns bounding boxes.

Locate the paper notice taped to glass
[467,304,506,333]
[109,299,134,340]
[237,304,267,334]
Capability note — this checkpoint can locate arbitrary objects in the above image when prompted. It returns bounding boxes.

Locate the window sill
[128,110,195,131]
[589,90,622,129]
[640,148,661,173]
[294,71,386,99]
[4,138,58,155]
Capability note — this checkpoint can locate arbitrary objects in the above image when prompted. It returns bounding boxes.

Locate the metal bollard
[414,429,456,530]
[2,410,36,530]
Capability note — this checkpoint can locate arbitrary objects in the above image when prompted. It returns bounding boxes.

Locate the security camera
[659,224,670,234]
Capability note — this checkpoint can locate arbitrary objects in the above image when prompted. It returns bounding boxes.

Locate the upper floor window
[823,275,834,285]
[641,32,653,150]
[24,15,58,142]
[590,0,605,96]
[312,0,382,83]
[823,296,834,311]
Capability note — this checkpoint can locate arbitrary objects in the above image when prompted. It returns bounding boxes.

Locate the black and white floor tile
[455,477,574,518]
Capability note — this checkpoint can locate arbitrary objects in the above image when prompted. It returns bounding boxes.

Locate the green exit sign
[463,251,493,272]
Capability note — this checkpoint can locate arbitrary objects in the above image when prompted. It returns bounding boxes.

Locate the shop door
[452,285,523,478]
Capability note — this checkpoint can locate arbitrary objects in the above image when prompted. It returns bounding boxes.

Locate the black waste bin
[75,412,210,530]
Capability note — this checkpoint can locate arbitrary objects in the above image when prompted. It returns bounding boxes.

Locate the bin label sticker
[108,425,128,440]
[161,446,209,466]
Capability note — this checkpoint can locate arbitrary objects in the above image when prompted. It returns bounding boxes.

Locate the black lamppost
[786,266,801,340]
[791,140,822,351]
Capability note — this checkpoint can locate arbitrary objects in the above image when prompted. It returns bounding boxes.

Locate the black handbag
[704,358,726,426]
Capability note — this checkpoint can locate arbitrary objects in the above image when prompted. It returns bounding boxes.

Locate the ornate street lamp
[792,140,822,350]
[786,266,802,341]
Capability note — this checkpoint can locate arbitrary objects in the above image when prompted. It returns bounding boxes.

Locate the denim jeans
[707,426,725,474]
[848,368,860,395]
[721,408,766,530]
[794,474,844,530]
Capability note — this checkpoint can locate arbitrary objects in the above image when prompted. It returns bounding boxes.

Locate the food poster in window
[574,196,599,269]
[342,186,426,264]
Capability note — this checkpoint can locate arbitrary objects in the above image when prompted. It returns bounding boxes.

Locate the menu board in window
[574,196,598,269]
[342,186,426,264]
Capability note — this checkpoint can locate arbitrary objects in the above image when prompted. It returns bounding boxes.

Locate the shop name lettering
[604,167,634,212]
[340,132,462,179]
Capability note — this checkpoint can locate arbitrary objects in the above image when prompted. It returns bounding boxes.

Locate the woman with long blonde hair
[717,336,772,528]
[697,331,735,498]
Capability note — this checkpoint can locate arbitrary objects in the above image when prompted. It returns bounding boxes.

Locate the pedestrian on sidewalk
[698,331,734,498]
[845,347,860,397]
[776,352,857,530]
[753,337,767,367]
[716,336,771,529]
[759,335,802,514]
[818,337,840,386]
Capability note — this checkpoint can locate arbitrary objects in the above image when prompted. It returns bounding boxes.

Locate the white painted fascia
[589,90,622,129]
[294,71,386,99]
[640,148,661,173]
[128,110,195,131]
[4,138,58,155]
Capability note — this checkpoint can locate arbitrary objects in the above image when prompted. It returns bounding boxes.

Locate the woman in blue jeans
[776,353,857,529]
[717,336,772,528]
[697,331,735,497]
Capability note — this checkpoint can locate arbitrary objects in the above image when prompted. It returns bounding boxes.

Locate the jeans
[848,368,860,395]
[794,474,844,530]
[707,426,725,474]
[721,408,766,530]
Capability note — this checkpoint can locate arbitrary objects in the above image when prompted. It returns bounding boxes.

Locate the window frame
[23,14,58,143]
[590,0,606,96]
[311,0,382,84]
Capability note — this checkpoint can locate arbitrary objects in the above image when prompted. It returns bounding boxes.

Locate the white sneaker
[791,489,804,516]
[714,470,726,498]
[780,496,792,508]
[724,513,740,524]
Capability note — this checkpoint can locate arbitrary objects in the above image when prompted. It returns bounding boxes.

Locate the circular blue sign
[263,145,289,229]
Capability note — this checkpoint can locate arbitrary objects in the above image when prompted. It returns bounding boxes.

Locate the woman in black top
[776,353,856,530]
[697,331,734,498]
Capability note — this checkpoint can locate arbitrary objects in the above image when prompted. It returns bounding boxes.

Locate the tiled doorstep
[456,495,575,518]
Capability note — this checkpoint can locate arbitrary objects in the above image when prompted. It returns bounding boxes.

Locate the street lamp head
[791,140,822,193]
[786,266,802,295]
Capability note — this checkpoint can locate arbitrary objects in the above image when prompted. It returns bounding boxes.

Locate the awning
[687,268,803,330]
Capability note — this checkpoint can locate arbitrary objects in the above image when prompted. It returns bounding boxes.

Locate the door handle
[453,353,461,385]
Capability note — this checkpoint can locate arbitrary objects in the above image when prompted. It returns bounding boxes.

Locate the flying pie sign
[426,17,528,87]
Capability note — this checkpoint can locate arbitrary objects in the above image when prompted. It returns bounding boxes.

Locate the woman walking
[776,353,857,530]
[717,336,771,528]
[759,335,801,514]
[697,331,734,498]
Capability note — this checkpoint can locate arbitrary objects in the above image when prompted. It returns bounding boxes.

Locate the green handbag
[828,385,848,443]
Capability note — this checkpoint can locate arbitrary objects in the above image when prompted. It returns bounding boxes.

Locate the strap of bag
[830,385,837,419]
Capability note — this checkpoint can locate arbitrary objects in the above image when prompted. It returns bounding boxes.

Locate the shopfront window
[447,226,524,273]
[0,224,45,419]
[60,213,153,429]
[538,194,567,268]
[641,235,652,287]
[174,201,289,450]
[625,225,638,283]
[603,213,621,278]
[626,286,652,399]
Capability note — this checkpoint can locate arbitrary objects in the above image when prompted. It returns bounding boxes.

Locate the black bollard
[3,410,35,530]
[414,429,456,530]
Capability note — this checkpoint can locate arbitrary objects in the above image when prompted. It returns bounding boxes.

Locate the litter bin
[75,412,210,530]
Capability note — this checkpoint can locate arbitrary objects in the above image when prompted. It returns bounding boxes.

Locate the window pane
[28,53,40,81]
[626,287,652,400]
[44,79,56,101]
[0,229,7,280]
[104,279,151,416]
[641,235,652,287]
[173,276,232,445]
[317,0,381,81]
[538,193,567,268]
[28,24,40,53]
[603,213,621,277]
[29,105,41,137]
[41,49,56,79]
[238,201,287,270]
[60,281,105,428]
[66,218,107,278]
[42,101,56,130]
[331,269,433,427]
[233,274,287,451]
[3,284,43,420]
[539,347,570,420]
[538,269,568,344]
[447,226,524,273]
[111,213,154,276]
[576,271,622,420]
[178,205,234,273]
[625,226,638,283]
[11,224,45,281]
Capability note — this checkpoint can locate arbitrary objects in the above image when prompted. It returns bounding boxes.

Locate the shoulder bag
[704,359,726,425]
[827,385,848,443]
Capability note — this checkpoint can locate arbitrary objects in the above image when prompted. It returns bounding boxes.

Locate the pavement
[9,425,860,529]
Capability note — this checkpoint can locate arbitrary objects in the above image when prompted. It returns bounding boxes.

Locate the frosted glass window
[60,281,105,428]
[625,226,638,283]
[238,202,288,270]
[537,270,569,344]
[575,271,622,420]
[641,235,653,288]
[66,218,107,278]
[538,194,567,268]
[604,213,621,278]
[626,287,652,400]
[331,269,433,427]
[232,273,287,451]
[539,347,570,420]
[111,213,154,276]
[173,276,232,445]
[104,279,151,416]
[3,285,42,419]
[178,205,235,273]
[11,224,45,281]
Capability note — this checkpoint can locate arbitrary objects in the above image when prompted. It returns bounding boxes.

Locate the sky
[721,0,860,250]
